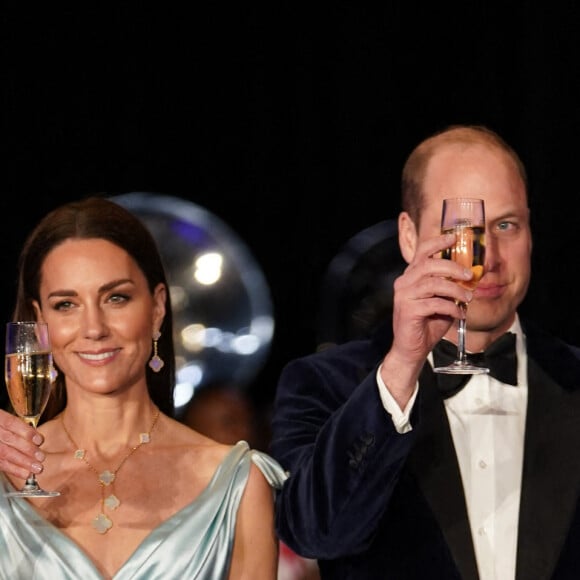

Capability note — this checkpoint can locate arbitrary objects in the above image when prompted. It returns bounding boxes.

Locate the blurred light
[181,324,206,352]
[215,331,235,353]
[251,315,275,341]
[112,192,275,393]
[174,382,195,409]
[170,285,188,311]
[179,322,272,356]
[232,333,260,354]
[203,327,223,348]
[174,363,204,409]
[194,252,223,285]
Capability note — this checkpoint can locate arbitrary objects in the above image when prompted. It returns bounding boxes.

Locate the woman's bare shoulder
[160,415,235,472]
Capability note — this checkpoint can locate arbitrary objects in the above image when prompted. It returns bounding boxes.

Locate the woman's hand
[0,408,45,479]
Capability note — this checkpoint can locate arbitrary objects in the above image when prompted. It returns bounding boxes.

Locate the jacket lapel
[408,364,480,580]
[378,319,580,579]
[515,340,580,579]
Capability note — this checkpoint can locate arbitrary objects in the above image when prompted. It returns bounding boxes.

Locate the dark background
[2,6,579,408]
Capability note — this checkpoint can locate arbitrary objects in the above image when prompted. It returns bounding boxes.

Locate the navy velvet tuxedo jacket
[270,319,580,579]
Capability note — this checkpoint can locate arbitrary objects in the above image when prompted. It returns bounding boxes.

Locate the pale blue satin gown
[0,441,287,579]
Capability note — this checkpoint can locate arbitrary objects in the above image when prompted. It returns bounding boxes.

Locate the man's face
[418,143,532,335]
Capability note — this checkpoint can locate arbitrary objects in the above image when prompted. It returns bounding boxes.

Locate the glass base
[5,489,61,498]
[433,363,490,375]
[5,477,61,498]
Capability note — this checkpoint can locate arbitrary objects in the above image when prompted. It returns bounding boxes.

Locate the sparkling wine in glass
[433,198,489,375]
[4,321,60,497]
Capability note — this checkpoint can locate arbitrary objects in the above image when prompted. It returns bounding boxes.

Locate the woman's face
[34,238,166,398]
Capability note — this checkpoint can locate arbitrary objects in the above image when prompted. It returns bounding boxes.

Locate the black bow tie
[432,332,518,398]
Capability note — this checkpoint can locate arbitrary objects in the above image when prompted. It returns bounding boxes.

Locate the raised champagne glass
[4,321,60,497]
[433,198,489,375]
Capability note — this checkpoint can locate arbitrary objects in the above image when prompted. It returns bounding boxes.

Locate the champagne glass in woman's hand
[433,198,489,375]
[4,321,60,497]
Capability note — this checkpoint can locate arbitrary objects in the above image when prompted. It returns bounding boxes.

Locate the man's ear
[398,212,418,264]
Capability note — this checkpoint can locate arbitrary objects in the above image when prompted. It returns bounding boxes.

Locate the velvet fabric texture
[271,319,580,579]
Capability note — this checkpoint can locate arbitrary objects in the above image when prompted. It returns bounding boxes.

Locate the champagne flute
[4,321,60,497]
[433,198,489,375]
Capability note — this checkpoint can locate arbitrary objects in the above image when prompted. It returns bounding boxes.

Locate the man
[270,125,580,579]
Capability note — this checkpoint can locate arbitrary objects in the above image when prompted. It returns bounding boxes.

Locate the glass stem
[457,302,467,364]
[23,473,39,491]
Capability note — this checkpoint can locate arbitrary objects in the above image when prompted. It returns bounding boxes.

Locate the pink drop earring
[148,331,165,372]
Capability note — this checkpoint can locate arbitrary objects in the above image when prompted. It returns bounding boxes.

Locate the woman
[0,196,287,579]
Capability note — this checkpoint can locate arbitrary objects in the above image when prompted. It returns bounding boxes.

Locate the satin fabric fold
[0,441,287,579]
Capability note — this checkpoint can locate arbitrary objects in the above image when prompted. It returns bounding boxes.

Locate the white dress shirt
[377,317,528,580]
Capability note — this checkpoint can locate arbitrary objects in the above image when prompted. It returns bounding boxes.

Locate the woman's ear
[398,211,418,264]
[32,300,45,323]
[152,283,167,330]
